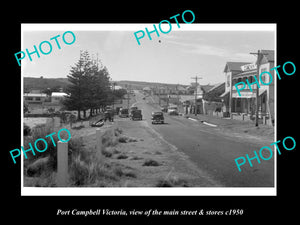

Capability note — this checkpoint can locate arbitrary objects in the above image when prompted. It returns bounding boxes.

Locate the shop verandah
[231,89,269,123]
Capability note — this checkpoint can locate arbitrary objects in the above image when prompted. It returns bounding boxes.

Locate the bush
[142,159,160,167]
[116,153,128,159]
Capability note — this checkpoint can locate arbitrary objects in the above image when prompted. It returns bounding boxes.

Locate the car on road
[168,105,179,115]
[119,108,129,118]
[151,112,164,124]
[130,106,138,112]
[130,109,143,120]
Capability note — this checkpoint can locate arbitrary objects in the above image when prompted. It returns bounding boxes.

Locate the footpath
[185,113,274,144]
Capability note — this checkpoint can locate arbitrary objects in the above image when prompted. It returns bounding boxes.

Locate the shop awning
[232,92,256,98]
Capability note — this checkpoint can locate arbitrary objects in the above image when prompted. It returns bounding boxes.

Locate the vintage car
[151,112,164,124]
[130,109,142,120]
[119,108,129,118]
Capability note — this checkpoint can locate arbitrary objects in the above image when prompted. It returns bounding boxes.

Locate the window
[227,75,230,87]
[25,97,33,101]
[35,97,41,101]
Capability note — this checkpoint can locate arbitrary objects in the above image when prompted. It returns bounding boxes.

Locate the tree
[63,50,113,119]
[63,51,86,120]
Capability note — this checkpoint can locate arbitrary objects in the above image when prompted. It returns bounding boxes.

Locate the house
[24,92,47,104]
[202,83,225,116]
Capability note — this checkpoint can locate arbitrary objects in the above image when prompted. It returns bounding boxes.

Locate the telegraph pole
[250,50,268,127]
[191,76,202,116]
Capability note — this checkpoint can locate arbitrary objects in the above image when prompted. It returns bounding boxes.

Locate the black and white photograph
[21,24,276,195]
[4,3,298,223]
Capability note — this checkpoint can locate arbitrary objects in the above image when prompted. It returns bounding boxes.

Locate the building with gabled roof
[220,50,274,125]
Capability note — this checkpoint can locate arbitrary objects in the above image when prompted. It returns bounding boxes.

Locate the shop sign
[241,63,257,71]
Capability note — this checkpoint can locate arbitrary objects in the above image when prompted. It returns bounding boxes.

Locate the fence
[56,128,102,186]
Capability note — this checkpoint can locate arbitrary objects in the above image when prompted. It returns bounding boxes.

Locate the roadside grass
[24,126,139,187]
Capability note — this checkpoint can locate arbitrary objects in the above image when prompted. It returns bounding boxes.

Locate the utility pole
[250,50,268,127]
[127,85,130,109]
[191,76,202,116]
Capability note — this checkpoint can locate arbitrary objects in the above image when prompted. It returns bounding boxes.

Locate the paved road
[132,91,274,187]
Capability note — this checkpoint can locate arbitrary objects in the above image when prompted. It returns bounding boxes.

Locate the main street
[131,90,274,187]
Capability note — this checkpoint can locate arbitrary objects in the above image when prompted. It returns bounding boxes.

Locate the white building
[51,92,68,104]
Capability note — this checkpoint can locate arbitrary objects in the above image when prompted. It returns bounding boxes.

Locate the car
[161,106,168,112]
[130,106,138,112]
[130,109,143,120]
[151,112,164,124]
[119,108,129,118]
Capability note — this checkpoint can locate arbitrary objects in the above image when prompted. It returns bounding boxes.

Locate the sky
[22,24,275,86]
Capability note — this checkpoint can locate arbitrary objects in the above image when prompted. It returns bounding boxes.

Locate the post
[57,141,68,186]
[191,76,203,116]
[250,50,268,127]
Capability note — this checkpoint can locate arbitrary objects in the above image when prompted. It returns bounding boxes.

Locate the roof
[206,82,225,93]
[24,93,47,97]
[51,92,68,97]
[224,62,251,72]
[143,87,151,91]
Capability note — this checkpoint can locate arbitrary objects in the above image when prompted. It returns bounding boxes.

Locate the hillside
[116,80,189,90]
[24,77,70,92]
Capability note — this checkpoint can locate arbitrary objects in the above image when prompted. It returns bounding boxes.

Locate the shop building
[220,50,274,125]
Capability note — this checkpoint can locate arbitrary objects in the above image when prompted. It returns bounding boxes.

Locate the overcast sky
[22,24,275,85]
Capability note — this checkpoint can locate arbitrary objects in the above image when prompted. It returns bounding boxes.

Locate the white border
[21,23,277,196]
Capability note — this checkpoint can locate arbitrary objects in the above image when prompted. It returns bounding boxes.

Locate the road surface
[131,90,274,187]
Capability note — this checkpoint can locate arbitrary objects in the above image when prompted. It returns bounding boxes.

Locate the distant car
[151,112,164,124]
[161,106,168,112]
[130,106,138,112]
[119,108,129,118]
[130,109,142,120]
[168,106,179,115]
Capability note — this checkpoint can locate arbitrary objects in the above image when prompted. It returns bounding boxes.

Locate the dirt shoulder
[98,118,222,187]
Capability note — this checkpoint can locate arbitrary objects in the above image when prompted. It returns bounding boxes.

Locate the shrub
[142,159,160,167]
[116,153,128,159]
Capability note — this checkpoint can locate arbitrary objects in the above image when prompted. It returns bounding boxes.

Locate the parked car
[130,109,142,120]
[119,108,129,118]
[161,105,168,112]
[151,112,164,124]
[130,106,138,113]
[168,105,179,115]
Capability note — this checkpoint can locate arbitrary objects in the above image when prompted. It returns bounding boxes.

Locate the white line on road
[188,118,198,122]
